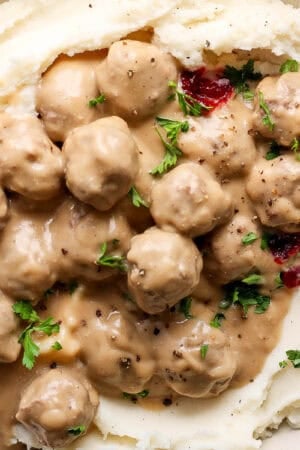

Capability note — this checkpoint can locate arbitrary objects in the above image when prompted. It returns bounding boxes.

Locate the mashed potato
[1,0,300,449]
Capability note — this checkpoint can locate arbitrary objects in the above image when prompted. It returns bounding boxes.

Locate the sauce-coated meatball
[127,227,203,314]
[150,163,233,237]
[63,117,139,211]
[0,114,63,200]
[204,214,260,284]
[253,73,300,146]
[51,197,133,282]
[36,55,100,142]
[96,40,178,120]
[16,369,98,448]
[0,293,20,363]
[156,318,236,398]
[246,156,300,232]
[178,100,256,178]
[78,288,155,393]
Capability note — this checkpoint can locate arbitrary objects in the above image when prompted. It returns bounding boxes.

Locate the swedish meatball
[63,117,139,211]
[0,202,58,301]
[36,55,100,142]
[0,113,63,200]
[253,73,300,146]
[96,40,178,121]
[51,196,132,282]
[127,227,203,314]
[16,369,98,448]
[78,287,155,393]
[246,155,300,232]
[178,99,256,178]
[0,292,20,363]
[150,163,233,237]
[156,318,236,398]
[204,214,260,284]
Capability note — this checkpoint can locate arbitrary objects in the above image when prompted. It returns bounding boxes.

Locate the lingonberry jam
[282,266,300,288]
[266,232,300,264]
[181,67,234,110]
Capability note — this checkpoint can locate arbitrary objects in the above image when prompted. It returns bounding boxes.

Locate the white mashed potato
[1,0,300,449]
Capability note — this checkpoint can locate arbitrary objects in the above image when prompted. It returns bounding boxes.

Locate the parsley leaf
[265,141,281,160]
[21,329,40,370]
[291,137,300,161]
[279,360,288,368]
[200,344,209,360]
[241,274,264,285]
[258,91,275,131]
[260,232,271,250]
[150,128,183,176]
[179,297,193,320]
[156,117,189,144]
[168,81,211,117]
[13,300,39,323]
[129,186,148,208]
[220,282,270,317]
[96,242,127,272]
[223,60,262,94]
[123,390,149,401]
[88,94,106,107]
[68,425,86,436]
[280,59,299,74]
[242,232,258,246]
[286,350,300,368]
[52,341,63,351]
[275,273,284,288]
[210,313,225,329]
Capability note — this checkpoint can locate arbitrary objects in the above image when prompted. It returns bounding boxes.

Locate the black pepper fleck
[163,398,173,407]
[153,327,160,336]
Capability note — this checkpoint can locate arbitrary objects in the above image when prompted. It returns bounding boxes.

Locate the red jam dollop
[267,233,300,264]
[282,266,300,288]
[181,67,234,111]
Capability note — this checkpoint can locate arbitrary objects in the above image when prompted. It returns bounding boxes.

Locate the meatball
[204,214,260,284]
[0,113,63,200]
[156,318,236,398]
[51,197,133,282]
[36,55,100,142]
[246,155,300,232]
[63,117,139,211]
[78,288,155,393]
[253,72,300,146]
[0,292,20,363]
[16,369,98,448]
[150,163,233,237]
[178,99,256,178]
[127,227,203,314]
[0,202,58,300]
[96,40,178,121]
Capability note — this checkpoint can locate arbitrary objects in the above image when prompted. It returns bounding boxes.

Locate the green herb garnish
[223,59,262,94]
[241,274,264,285]
[265,141,281,160]
[275,273,284,288]
[279,360,288,368]
[88,94,106,107]
[210,313,225,329]
[200,344,209,360]
[156,117,189,143]
[68,425,86,436]
[260,232,272,250]
[168,81,211,117]
[179,297,193,320]
[258,91,275,131]
[280,350,300,369]
[219,282,270,317]
[52,341,63,351]
[280,59,299,74]
[129,186,148,208]
[291,137,300,161]
[150,127,183,176]
[242,232,258,246]
[123,390,149,401]
[96,242,127,272]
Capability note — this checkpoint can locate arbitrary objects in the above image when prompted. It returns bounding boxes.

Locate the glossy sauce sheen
[0,39,299,450]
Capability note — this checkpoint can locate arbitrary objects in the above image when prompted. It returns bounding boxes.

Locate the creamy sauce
[0,39,299,450]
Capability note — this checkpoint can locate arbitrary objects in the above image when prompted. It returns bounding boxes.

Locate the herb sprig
[210,313,225,329]
[129,186,148,208]
[242,232,258,246]
[258,91,275,131]
[96,242,127,272]
[123,390,149,402]
[291,137,300,161]
[68,425,86,436]
[168,81,212,116]
[179,297,193,320]
[279,350,300,369]
[280,59,299,74]
[265,141,281,160]
[223,59,262,98]
[88,94,106,107]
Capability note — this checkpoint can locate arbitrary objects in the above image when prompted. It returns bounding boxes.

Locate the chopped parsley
[223,59,262,95]
[129,186,148,208]
[123,390,149,401]
[265,141,281,160]
[150,127,183,176]
[156,117,189,143]
[52,341,63,351]
[291,137,300,161]
[242,232,258,246]
[179,296,193,320]
[200,344,209,360]
[219,281,270,318]
[13,301,60,370]
[275,273,284,288]
[68,425,86,436]
[96,242,127,272]
[258,91,275,131]
[88,94,106,107]
[279,350,300,369]
[280,59,299,74]
[69,280,79,294]
[260,232,271,250]
[241,274,264,285]
[168,80,211,116]
[210,313,225,329]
